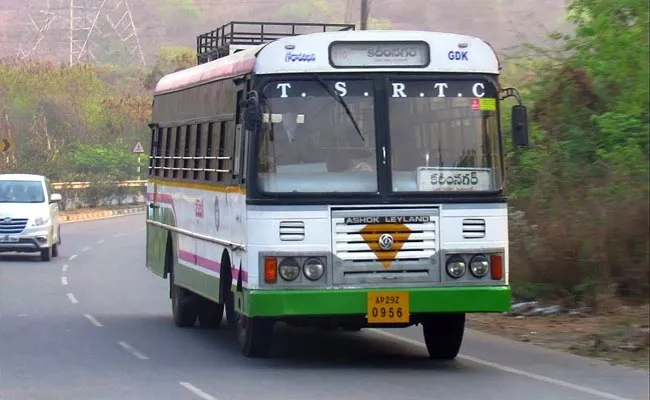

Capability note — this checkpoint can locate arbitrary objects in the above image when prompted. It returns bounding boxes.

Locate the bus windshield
[257,79,378,193]
[388,79,503,192]
[255,77,503,195]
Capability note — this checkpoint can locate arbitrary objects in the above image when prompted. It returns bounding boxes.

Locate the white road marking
[84,314,103,327]
[66,293,78,304]
[369,329,636,400]
[62,264,68,273]
[81,246,90,252]
[96,239,104,244]
[113,233,126,238]
[136,227,145,232]
[61,276,68,286]
[69,254,77,261]
[117,341,148,360]
[179,382,219,400]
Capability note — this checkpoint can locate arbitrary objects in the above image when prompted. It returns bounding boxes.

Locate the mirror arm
[499,87,523,106]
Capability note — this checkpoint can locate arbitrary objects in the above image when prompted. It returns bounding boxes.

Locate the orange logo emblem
[359,224,412,269]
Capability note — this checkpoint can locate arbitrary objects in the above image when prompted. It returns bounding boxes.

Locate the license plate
[0,234,19,243]
[367,291,409,324]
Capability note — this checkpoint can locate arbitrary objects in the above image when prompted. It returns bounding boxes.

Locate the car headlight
[278,257,300,281]
[446,256,466,278]
[303,257,324,281]
[470,255,490,277]
[33,217,50,226]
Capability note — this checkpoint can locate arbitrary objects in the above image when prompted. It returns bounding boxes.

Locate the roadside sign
[132,140,145,153]
[0,138,13,152]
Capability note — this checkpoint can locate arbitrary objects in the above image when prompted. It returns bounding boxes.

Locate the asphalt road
[1,214,648,400]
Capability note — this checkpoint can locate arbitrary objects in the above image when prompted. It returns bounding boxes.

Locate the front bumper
[0,229,52,253]
[243,285,511,318]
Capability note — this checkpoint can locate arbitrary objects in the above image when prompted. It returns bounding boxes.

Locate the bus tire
[197,297,224,329]
[236,313,274,358]
[168,243,198,328]
[220,257,236,329]
[421,313,465,360]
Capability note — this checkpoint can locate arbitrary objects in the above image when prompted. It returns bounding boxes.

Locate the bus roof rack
[196,21,356,64]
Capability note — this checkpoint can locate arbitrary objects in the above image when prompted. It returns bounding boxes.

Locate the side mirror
[50,193,62,203]
[244,90,261,131]
[511,105,529,148]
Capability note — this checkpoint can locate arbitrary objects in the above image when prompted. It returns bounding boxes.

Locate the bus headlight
[303,257,324,281]
[470,255,490,277]
[278,257,300,281]
[446,256,466,278]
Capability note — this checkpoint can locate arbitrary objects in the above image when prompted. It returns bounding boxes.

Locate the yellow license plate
[367,291,410,324]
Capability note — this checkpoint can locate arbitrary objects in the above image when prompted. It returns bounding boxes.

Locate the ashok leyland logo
[378,233,394,251]
[285,51,316,62]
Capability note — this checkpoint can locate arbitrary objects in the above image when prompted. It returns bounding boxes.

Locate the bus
[145,21,529,359]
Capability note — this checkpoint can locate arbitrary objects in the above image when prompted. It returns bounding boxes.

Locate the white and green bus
[145,21,529,358]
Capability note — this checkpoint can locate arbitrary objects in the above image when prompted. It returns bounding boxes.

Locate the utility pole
[360,0,369,30]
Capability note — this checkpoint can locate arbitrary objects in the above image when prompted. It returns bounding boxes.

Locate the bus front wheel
[236,313,274,358]
[421,313,465,360]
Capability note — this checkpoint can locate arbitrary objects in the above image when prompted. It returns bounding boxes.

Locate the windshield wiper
[312,74,365,143]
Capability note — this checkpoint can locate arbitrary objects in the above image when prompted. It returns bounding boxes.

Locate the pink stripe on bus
[148,192,249,283]
[178,249,249,283]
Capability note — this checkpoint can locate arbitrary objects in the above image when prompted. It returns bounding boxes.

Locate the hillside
[0,0,569,65]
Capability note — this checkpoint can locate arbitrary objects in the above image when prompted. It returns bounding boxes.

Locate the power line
[19,0,146,66]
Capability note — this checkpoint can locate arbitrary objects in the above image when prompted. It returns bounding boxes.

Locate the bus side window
[194,124,205,181]
[148,127,156,177]
[241,126,249,184]
[205,122,216,182]
[233,89,244,183]
[162,128,172,178]
[233,124,243,179]
[182,125,193,180]
[177,126,188,179]
[155,127,163,177]
[217,120,229,182]
[172,126,182,179]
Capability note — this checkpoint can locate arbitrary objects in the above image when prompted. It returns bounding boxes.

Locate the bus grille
[0,218,28,235]
[330,208,439,285]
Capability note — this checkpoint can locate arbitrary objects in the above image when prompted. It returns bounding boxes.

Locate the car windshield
[388,79,503,192]
[257,78,377,193]
[0,180,45,203]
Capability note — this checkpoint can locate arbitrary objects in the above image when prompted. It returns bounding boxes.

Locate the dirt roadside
[467,304,649,371]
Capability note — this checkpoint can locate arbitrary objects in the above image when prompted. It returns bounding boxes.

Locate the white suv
[0,174,62,261]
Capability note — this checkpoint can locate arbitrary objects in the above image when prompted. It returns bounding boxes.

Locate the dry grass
[468,304,650,370]
[509,183,650,308]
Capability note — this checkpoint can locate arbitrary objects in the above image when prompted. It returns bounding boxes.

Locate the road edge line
[367,328,636,400]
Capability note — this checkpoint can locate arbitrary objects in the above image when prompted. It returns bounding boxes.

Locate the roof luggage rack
[196,21,356,64]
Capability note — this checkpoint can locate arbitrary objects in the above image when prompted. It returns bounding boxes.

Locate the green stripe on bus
[244,286,511,317]
[175,263,220,302]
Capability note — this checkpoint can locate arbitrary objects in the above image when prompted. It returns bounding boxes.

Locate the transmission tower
[20,0,145,66]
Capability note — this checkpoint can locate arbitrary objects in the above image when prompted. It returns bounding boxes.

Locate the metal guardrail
[51,180,147,189]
